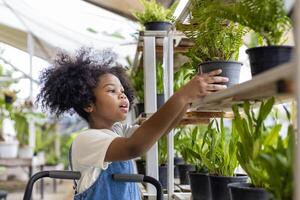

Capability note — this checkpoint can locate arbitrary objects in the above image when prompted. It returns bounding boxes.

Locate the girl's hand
[178,69,229,104]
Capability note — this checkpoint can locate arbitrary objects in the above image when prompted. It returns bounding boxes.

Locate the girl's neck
[88,117,114,130]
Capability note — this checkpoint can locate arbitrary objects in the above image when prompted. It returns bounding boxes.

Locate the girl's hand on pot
[178,69,229,104]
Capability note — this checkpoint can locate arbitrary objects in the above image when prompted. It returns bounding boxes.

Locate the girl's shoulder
[112,122,139,138]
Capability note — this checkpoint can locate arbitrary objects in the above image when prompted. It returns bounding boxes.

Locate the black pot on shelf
[228,183,273,200]
[209,174,248,200]
[159,165,168,189]
[189,172,211,200]
[246,45,293,76]
[174,157,185,179]
[157,94,165,109]
[198,61,242,87]
[177,164,196,185]
[144,22,173,31]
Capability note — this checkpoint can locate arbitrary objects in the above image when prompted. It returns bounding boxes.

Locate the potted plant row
[229,98,294,200]
[187,116,247,200]
[198,0,293,75]
[176,0,246,87]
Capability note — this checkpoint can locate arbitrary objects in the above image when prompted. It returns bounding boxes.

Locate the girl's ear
[84,105,94,113]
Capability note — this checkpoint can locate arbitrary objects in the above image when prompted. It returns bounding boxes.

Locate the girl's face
[91,73,129,124]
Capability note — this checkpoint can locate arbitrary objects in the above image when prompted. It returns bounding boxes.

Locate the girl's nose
[119,93,127,99]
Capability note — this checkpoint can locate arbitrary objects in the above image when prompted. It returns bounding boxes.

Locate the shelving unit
[136,1,299,199]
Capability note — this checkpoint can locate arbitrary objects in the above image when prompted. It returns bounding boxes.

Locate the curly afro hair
[37,48,135,121]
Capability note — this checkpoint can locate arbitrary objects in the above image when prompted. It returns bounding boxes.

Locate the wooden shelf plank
[190,62,295,111]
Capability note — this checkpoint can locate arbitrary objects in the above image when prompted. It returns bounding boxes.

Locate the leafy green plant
[176,0,246,70]
[131,61,165,102]
[200,0,292,46]
[131,68,144,102]
[173,65,194,92]
[232,97,278,187]
[156,61,164,94]
[174,125,207,167]
[257,124,294,200]
[232,98,294,200]
[187,117,239,176]
[158,135,167,165]
[133,0,178,25]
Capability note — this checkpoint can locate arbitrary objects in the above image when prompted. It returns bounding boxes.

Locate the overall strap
[69,143,78,195]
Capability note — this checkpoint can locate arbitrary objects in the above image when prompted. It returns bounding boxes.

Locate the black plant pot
[135,159,146,175]
[198,61,242,87]
[144,22,173,31]
[174,157,185,179]
[134,103,144,117]
[177,164,196,185]
[159,165,168,189]
[210,174,248,200]
[246,45,293,76]
[228,183,273,200]
[189,172,211,200]
[157,94,165,109]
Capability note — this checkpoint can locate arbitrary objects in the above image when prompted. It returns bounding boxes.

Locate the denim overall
[73,160,141,200]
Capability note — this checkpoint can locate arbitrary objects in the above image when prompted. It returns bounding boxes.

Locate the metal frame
[143,30,174,199]
[295,0,300,199]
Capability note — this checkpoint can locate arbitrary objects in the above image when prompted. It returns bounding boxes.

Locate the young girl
[37,49,228,200]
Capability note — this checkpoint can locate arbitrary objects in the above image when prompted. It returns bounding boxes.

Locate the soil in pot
[199,61,242,87]
[228,182,273,200]
[189,172,211,200]
[210,174,248,200]
[177,164,196,185]
[144,22,172,31]
[246,45,293,76]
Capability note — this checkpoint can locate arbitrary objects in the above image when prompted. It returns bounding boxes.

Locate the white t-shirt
[72,122,139,193]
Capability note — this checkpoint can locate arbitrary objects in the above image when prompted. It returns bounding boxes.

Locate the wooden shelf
[134,111,233,125]
[190,62,295,112]
[137,31,193,53]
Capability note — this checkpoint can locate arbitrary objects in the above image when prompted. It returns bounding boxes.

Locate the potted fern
[200,0,293,75]
[229,98,294,200]
[133,0,178,31]
[177,0,246,87]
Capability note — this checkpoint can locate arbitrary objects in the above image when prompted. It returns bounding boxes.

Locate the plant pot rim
[188,171,209,175]
[246,45,294,52]
[199,60,243,66]
[209,174,248,179]
[144,21,173,25]
[227,182,267,192]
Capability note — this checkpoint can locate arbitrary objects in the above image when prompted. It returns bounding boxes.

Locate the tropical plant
[131,61,165,102]
[174,125,206,167]
[131,68,144,102]
[232,98,294,200]
[158,135,167,165]
[176,0,246,71]
[133,0,178,25]
[200,0,292,46]
[232,97,278,187]
[187,117,239,176]
[257,124,294,200]
[156,61,164,94]
[173,65,194,92]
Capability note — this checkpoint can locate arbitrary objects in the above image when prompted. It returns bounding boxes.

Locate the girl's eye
[108,89,115,93]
